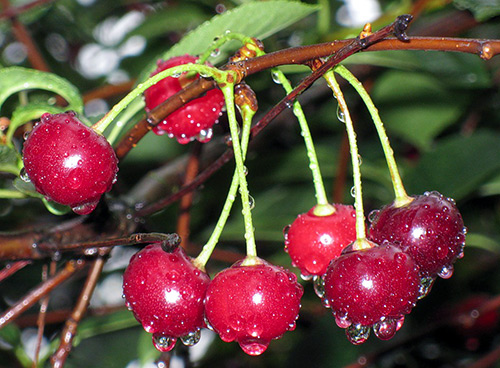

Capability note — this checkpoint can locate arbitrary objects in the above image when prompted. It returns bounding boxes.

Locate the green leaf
[0,67,83,114]
[0,324,21,349]
[138,1,320,81]
[405,131,500,200]
[453,0,500,21]
[0,145,20,175]
[372,71,466,150]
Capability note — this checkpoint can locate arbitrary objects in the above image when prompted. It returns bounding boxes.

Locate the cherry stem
[198,31,256,65]
[334,65,412,207]
[222,84,258,264]
[91,63,226,136]
[194,102,254,269]
[323,70,367,243]
[271,68,332,213]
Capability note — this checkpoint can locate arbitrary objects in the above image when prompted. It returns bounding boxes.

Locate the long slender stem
[222,85,258,263]
[272,68,332,213]
[334,65,412,206]
[323,71,367,244]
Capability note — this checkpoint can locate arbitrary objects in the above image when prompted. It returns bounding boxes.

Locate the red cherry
[369,191,466,278]
[22,112,118,215]
[323,242,421,344]
[144,55,225,144]
[122,243,210,352]
[204,257,303,355]
[284,204,356,277]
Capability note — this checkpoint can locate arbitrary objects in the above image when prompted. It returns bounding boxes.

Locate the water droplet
[72,201,99,215]
[152,334,176,352]
[357,154,363,166]
[248,195,255,210]
[19,168,31,183]
[335,313,351,329]
[373,318,398,340]
[438,264,454,279]
[23,131,31,140]
[368,210,380,223]
[313,276,325,298]
[51,251,62,262]
[180,329,201,346]
[243,165,248,176]
[336,105,345,123]
[196,128,213,143]
[68,170,83,189]
[350,186,356,198]
[346,324,370,345]
[271,71,281,84]
[210,48,220,57]
[84,247,98,256]
[300,273,313,281]
[284,100,293,109]
[418,276,435,299]
[172,72,181,78]
[238,339,269,356]
[204,316,214,330]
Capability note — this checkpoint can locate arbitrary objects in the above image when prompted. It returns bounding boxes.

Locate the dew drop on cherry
[152,333,177,352]
[72,200,99,215]
[180,329,201,346]
[313,276,325,298]
[238,340,269,356]
[373,318,398,340]
[19,168,31,183]
[438,264,454,279]
[346,324,370,345]
[418,276,435,299]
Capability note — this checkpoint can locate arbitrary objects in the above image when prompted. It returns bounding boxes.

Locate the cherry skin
[122,243,210,352]
[369,191,466,278]
[22,112,118,215]
[284,204,356,277]
[323,242,421,344]
[144,54,225,144]
[204,257,303,355]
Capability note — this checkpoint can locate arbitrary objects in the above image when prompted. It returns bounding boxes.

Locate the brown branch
[0,260,86,330]
[0,260,31,282]
[177,142,202,251]
[51,253,109,368]
[83,81,136,103]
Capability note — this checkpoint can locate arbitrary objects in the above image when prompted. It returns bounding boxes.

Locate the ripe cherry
[323,242,421,344]
[369,191,466,278]
[22,112,118,215]
[204,257,303,355]
[122,242,210,352]
[144,55,225,144]
[284,204,356,277]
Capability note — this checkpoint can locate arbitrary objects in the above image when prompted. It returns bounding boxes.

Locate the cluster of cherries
[285,192,466,344]
[123,243,303,355]
[19,53,466,355]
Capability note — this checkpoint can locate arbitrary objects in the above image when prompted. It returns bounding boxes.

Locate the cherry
[122,243,210,352]
[204,257,303,355]
[22,112,118,215]
[323,242,421,344]
[369,191,466,278]
[144,55,225,144]
[284,204,356,277]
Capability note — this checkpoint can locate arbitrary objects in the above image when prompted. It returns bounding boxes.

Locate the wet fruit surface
[122,243,210,352]
[144,54,225,144]
[22,112,118,214]
[369,191,466,278]
[284,204,356,277]
[324,243,421,343]
[204,257,303,355]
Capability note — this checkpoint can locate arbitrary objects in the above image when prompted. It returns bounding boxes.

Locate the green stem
[194,102,255,269]
[272,68,332,214]
[334,65,411,207]
[222,85,258,264]
[91,64,227,135]
[198,32,258,65]
[323,71,367,243]
[0,189,26,198]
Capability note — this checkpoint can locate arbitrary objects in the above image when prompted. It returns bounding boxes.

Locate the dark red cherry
[122,243,210,352]
[324,242,421,344]
[369,191,466,278]
[204,257,303,355]
[284,204,356,277]
[144,54,225,144]
[22,112,118,215]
